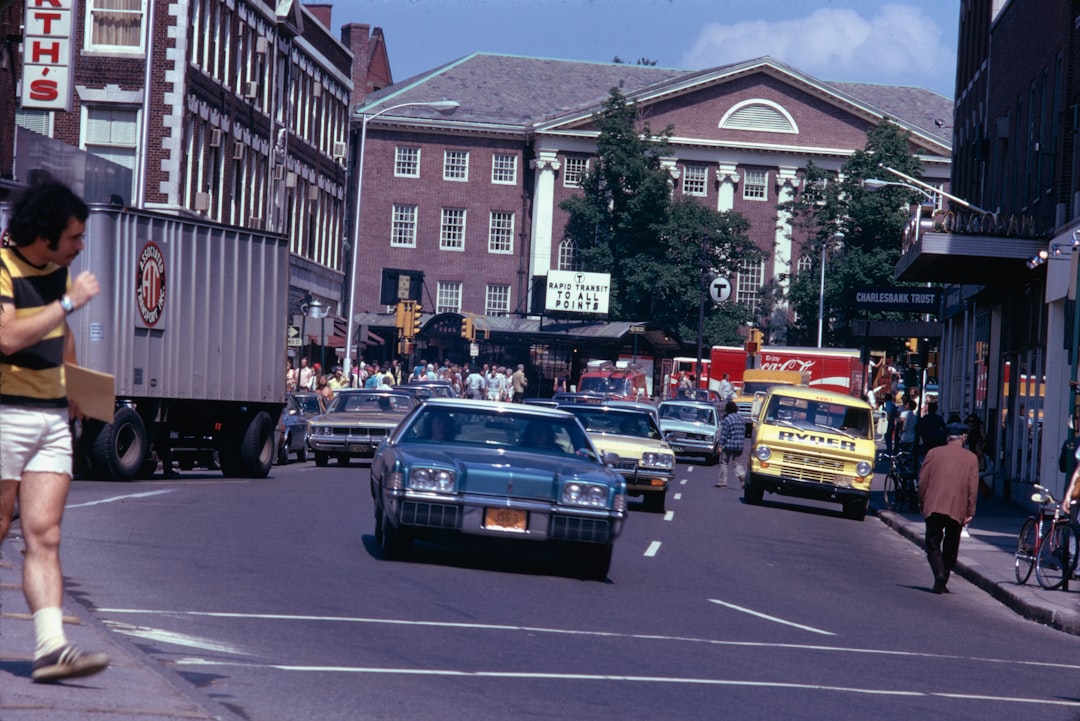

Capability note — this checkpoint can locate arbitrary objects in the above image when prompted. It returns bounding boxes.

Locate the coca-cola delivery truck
[708,346,864,398]
[2,202,289,481]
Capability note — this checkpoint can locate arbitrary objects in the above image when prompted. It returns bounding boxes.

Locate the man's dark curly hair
[6,181,89,250]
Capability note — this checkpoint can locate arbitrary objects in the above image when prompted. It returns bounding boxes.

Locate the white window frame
[391,204,418,247]
[682,164,708,196]
[737,258,764,312]
[743,169,768,200]
[395,146,420,177]
[491,153,517,184]
[436,281,462,314]
[85,0,146,54]
[486,284,511,316]
[488,211,514,254]
[558,238,579,271]
[82,105,140,198]
[443,150,469,181]
[563,157,589,188]
[440,208,466,250]
[796,255,814,275]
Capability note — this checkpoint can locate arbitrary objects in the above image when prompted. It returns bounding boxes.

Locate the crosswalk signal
[461,316,475,341]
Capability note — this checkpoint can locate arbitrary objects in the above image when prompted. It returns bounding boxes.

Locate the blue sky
[333,0,960,97]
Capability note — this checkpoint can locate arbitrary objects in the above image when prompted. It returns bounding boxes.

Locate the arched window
[558,238,580,271]
[719,99,798,134]
[796,255,814,275]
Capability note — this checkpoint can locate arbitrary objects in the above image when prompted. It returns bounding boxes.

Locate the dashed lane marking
[644,541,662,557]
[664,511,674,521]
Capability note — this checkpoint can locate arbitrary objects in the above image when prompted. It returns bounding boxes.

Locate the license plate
[484,507,527,532]
[348,443,371,452]
[670,445,684,452]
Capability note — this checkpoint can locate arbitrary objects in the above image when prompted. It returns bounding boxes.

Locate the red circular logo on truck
[137,241,166,327]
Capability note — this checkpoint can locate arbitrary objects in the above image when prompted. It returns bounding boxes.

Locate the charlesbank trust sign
[854,286,942,315]
[545,270,611,314]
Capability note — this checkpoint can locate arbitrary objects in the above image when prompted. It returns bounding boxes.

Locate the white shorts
[0,406,73,480]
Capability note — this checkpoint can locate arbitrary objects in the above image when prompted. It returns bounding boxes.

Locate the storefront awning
[895,231,1047,284]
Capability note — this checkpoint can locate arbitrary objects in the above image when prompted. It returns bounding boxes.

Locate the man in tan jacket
[918,422,980,594]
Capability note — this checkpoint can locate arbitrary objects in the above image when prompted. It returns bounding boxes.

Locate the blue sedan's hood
[659,419,716,434]
[395,445,621,501]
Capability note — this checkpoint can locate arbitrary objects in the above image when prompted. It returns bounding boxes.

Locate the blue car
[369,399,627,580]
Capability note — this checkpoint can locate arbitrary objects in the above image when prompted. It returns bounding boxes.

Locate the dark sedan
[369,399,627,580]
[277,392,325,464]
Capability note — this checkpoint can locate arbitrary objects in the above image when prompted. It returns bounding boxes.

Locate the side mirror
[601,451,620,467]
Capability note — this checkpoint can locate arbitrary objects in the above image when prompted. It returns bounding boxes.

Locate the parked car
[657,400,723,465]
[277,392,325,464]
[307,389,418,466]
[369,399,627,580]
[559,404,674,513]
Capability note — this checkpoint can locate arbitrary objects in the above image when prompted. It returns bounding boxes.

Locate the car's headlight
[311,426,329,437]
[855,461,873,477]
[754,445,772,461]
[561,481,610,508]
[408,467,456,493]
[640,452,674,470]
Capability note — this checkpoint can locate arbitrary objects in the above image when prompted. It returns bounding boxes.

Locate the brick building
[917,0,1080,499]
[348,54,951,371]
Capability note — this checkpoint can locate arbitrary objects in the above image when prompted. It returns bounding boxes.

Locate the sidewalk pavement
[3,479,1080,720]
[0,532,239,721]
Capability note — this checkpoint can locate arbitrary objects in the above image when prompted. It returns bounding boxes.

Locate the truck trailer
[3,202,290,481]
[708,346,865,399]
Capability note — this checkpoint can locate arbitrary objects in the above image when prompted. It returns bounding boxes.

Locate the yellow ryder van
[744,385,876,521]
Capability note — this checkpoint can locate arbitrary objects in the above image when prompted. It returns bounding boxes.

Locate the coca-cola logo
[759,358,815,373]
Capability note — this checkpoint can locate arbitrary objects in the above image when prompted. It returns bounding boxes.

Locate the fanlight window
[720,100,798,134]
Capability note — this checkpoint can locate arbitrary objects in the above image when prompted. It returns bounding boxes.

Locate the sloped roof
[360,53,952,152]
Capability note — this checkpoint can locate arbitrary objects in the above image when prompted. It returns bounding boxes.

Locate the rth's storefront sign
[22,0,75,111]
[545,270,611,314]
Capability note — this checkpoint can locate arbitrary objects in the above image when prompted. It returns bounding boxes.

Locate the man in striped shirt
[0,181,108,682]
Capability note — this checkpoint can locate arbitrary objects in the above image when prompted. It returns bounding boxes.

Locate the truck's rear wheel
[238,412,274,478]
[91,407,147,482]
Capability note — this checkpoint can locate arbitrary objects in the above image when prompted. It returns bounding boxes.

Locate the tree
[560,89,764,347]
[779,121,928,352]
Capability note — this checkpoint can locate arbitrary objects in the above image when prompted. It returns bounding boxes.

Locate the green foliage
[779,121,930,354]
[559,89,762,348]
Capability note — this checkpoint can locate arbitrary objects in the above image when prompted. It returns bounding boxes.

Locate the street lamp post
[305,297,328,372]
[817,232,844,348]
[343,99,461,381]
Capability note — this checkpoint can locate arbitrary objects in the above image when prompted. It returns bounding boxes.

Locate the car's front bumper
[382,489,625,544]
[307,428,390,456]
[747,471,871,504]
[610,463,672,494]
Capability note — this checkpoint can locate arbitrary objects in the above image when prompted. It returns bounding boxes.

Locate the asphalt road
[52,459,1080,721]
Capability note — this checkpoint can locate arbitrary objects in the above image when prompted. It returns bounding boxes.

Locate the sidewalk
[875,489,1080,636]
[0,535,238,721]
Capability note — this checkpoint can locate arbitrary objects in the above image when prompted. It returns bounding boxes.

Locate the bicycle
[881,450,917,512]
[1014,484,1080,589]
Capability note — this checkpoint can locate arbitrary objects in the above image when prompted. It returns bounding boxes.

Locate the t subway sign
[21,0,75,111]
[545,270,611,315]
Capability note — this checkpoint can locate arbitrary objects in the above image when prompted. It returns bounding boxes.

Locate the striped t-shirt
[0,246,69,407]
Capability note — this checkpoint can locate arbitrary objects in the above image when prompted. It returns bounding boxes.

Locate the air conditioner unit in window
[232,142,245,160]
[285,172,297,188]
[194,192,211,211]
[312,84,322,98]
[332,141,347,159]
[307,185,319,201]
[209,128,222,147]
[255,36,268,54]
[273,164,285,181]
[244,81,258,99]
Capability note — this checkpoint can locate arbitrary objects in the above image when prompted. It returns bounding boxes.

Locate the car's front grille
[327,427,389,439]
[551,516,611,543]
[777,452,846,484]
[666,431,710,442]
[612,459,638,471]
[401,501,461,529]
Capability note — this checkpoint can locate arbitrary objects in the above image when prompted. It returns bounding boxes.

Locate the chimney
[305,4,332,29]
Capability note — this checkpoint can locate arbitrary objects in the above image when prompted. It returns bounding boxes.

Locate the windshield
[294,396,322,414]
[399,407,594,456]
[764,396,872,437]
[568,408,662,440]
[659,404,716,425]
[579,376,631,397]
[328,393,414,413]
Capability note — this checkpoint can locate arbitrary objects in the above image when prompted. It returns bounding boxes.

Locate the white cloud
[681,4,954,91]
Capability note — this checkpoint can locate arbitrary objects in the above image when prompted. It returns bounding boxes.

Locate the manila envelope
[64,363,116,423]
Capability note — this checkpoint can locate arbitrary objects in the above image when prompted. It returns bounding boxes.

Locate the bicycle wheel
[882,472,900,511]
[1036,522,1077,590]
[1014,517,1037,585]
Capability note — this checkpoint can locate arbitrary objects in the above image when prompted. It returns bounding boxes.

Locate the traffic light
[407,301,423,339]
[905,337,919,352]
[745,328,763,354]
[460,315,475,341]
[394,300,408,332]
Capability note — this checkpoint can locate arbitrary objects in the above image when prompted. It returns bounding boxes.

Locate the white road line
[95,608,1080,672]
[643,541,662,557]
[673,492,682,500]
[103,620,248,655]
[67,489,175,509]
[165,659,1080,707]
[664,511,674,521]
[709,599,835,636]
[680,478,689,485]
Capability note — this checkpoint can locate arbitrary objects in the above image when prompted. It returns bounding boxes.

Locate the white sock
[32,607,67,658]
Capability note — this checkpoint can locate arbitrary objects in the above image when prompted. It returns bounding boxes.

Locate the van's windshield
[764,396,872,438]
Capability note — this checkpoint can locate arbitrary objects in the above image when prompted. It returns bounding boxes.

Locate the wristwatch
[59,295,75,313]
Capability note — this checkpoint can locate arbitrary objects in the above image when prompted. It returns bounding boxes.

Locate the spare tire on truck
[220,412,275,479]
[91,407,148,482]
